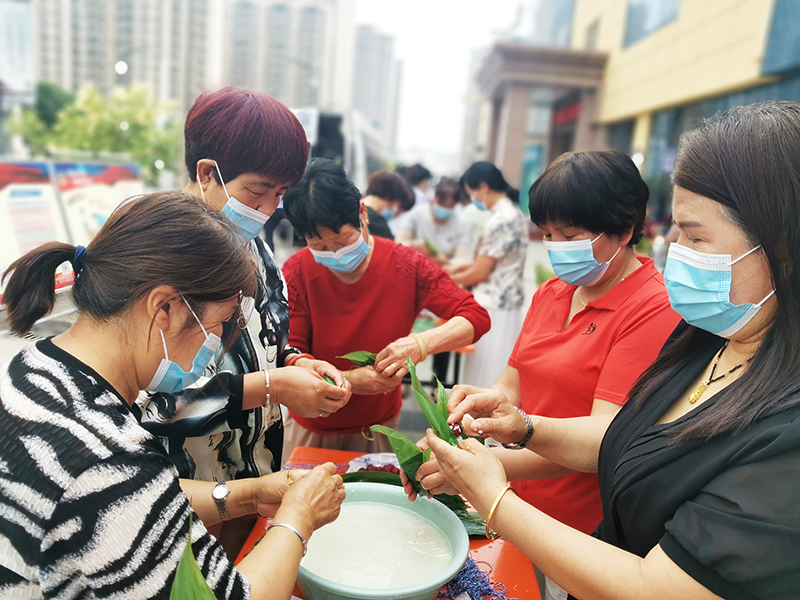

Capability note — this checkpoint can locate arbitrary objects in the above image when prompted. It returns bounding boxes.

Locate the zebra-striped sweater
[0,339,250,598]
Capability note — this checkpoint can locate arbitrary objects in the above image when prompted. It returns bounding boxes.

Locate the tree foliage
[10,83,182,186]
[35,82,75,128]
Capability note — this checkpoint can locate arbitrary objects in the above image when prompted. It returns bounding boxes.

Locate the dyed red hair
[184,87,309,185]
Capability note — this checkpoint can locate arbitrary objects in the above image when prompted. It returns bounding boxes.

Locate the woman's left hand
[252,469,307,518]
[425,429,509,515]
[295,358,351,392]
[374,337,420,378]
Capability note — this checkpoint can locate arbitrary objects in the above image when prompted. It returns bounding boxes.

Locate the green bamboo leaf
[170,514,216,600]
[370,425,426,495]
[323,375,335,385]
[435,377,449,422]
[424,238,440,257]
[336,351,377,367]
[407,358,458,446]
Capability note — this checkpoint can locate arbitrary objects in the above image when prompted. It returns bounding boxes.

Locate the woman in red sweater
[281,159,490,458]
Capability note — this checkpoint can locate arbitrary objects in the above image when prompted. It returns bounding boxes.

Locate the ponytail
[505,185,520,204]
[2,242,76,336]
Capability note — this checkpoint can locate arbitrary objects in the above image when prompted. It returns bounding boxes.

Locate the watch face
[212,483,228,500]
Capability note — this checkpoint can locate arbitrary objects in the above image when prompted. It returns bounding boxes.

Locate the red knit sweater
[283,236,490,434]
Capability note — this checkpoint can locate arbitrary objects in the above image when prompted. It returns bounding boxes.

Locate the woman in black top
[412,101,800,600]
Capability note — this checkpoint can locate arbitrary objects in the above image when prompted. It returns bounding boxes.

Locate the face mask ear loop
[609,245,622,263]
[212,160,232,201]
[756,289,776,307]
[730,244,762,265]
[182,296,210,339]
[159,329,169,361]
[196,169,207,203]
[591,232,605,244]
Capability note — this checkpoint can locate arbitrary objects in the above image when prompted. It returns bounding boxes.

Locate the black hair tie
[72,245,87,285]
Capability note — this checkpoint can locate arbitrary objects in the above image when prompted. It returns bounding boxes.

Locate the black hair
[283,158,362,238]
[3,191,257,349]
[403,163,432,186]
[435,177,463,205]
[528,150,649,246]
[365,171,414,205]
[630,100,800,443]
[460,161,519,203]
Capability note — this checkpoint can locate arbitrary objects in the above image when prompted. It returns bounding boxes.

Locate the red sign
[553,101,582,127]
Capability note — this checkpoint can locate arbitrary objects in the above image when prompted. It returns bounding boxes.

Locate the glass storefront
[645,72,800,219]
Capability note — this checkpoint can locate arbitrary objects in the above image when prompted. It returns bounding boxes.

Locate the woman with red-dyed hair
[135,88,351,553]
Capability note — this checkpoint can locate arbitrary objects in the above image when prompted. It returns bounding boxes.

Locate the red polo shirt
[509,257,681,534]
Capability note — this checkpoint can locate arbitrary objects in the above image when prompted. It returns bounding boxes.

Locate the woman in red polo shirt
[280,158,490,459]
[415,150,680,600]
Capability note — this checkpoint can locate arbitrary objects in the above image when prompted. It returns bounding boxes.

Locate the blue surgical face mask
[544,232,621,286]
[145,297,222,393]
[431,203,454,221]
[663,243,775,338]
[470,196,487,211]
[198,161,269,241]
[380,205,398,220]
[309,230,370,273]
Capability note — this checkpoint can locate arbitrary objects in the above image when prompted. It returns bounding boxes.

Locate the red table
[236,447,539,599]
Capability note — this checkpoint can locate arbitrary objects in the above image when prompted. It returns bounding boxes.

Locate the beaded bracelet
[485,485,516,540]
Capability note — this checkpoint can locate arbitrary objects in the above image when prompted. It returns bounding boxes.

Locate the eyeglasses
[237,291,256,330]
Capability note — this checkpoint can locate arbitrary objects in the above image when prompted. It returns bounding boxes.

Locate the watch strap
[213,481,231,521]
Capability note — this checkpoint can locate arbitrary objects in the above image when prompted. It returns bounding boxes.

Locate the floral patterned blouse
[471,197,529,311]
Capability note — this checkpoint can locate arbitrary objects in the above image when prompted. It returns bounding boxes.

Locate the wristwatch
[212,481,231,521]
[502,407,535,450]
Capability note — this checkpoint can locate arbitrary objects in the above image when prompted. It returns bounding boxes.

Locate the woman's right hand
[400,438,461,501]
[273,366,351,418]
[447,384,528,446]
[345,366,403,395]
[425,431,509,517]
[272,462,345,537]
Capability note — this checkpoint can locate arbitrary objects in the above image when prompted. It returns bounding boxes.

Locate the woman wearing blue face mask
[359,170,414,241]
[280,158,491,457]
[396,177,476,268]
[135,87,350,506]
[0,191,345,600]
[410,150,681,600]
[411,101,800,600]
[448,161,529,389]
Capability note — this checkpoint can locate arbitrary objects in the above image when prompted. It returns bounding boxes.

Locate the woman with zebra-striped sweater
[0,191,345,599]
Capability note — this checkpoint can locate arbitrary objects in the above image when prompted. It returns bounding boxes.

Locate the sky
[354,0,523,170]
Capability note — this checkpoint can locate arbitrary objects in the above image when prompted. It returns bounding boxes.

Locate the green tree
[52,85,182,186]
[35,82,75,128]
[7,82,74,155]
[10,83,181,186]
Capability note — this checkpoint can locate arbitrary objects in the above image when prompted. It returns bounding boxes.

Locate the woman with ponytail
[0,191,344,599]
[450,161,529,388]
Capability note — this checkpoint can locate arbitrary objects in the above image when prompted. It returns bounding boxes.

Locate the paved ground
[0,235,549,444]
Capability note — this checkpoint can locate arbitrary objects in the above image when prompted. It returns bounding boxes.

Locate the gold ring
[318,410,325,418]
[390,363,397,373]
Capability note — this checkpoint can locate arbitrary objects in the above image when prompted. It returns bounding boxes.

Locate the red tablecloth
[235,447,539,599]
